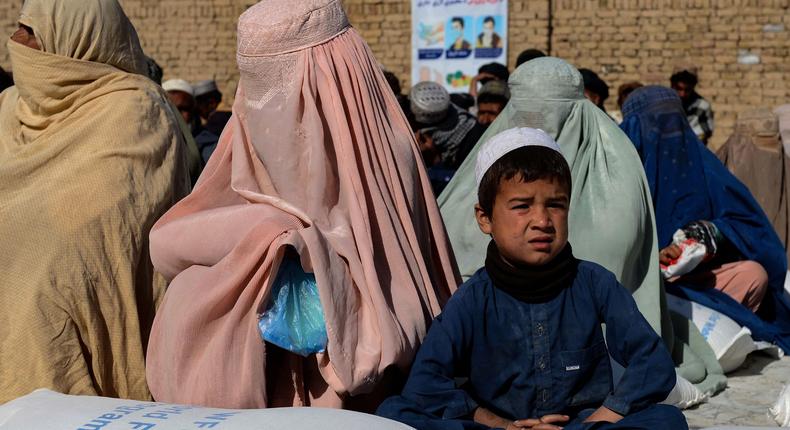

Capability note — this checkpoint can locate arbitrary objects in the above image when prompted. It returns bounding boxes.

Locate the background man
[671,69,714,145]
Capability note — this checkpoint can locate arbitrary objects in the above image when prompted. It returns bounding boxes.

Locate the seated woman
[439,57,727,395]
[717,108,790,262]
[0,0,189,402]
[439,57,668,348]
[145,0,459,409]
[621,86,790,352]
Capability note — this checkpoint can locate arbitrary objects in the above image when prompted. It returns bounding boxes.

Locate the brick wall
[1,0,788,147]
[550,0,790,148]
[350,0,790,148]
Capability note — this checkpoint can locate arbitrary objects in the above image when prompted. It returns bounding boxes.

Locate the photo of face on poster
[476,15,503,49]
[445,16,473,58]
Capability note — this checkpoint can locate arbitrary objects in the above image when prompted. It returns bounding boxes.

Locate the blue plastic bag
[258,256,327,357]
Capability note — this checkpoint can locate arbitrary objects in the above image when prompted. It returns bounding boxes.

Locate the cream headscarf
[0,0,189,402]
[145,0,459,409]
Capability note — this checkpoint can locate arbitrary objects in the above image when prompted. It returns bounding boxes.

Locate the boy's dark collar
[485,241,579,303]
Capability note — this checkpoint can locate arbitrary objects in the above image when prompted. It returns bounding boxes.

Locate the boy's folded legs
[566,405,687,430]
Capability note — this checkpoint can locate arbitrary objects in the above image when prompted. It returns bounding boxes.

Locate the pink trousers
[677,260,769,312]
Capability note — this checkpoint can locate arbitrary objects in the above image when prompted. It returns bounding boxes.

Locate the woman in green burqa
[438,57,726,396]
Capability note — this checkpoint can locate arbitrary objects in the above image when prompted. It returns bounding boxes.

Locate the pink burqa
[145,0,460,409]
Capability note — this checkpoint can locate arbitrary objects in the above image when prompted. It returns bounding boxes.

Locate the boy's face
[475,177,569,266]
[477,101,505,126]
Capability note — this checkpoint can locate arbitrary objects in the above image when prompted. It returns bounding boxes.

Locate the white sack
[0,389,414,430]
[666,295,757,373]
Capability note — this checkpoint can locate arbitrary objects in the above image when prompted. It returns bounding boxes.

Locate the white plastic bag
[0,390,414,430]
[666,295,756,373]
[661,372,708,409]
[770,384,790,427]
[660,230,708,279]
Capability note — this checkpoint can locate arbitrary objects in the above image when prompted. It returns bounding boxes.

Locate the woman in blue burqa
[620,85,790,353]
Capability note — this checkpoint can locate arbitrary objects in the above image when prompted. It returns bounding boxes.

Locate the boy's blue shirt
[391,260,675,422]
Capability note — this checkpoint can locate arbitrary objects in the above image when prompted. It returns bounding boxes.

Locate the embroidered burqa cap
[146,0,459,409]
[475,127,559,186]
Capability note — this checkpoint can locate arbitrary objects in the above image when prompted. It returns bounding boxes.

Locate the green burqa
[438,57,725,395]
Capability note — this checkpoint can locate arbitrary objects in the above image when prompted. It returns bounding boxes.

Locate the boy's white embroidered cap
[475,127,562,187]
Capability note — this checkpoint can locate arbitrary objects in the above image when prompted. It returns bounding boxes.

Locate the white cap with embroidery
[474,127,562,187]
[193,80,219,97]
[162,79,195,97]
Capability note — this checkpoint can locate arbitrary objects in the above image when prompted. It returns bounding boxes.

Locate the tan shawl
[777,104,790,155]
[718,108,790,260]
[0,0,189,403]
[146,0,459,409]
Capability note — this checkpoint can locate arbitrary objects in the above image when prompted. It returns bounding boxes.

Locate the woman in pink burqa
[146,0,460,410]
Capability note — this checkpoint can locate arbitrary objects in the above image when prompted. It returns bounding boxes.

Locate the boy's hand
[583,406,623,424]
[510,414,569,429]
[474,408,568,430]
[468,72,499,96]
[659,244,682,265]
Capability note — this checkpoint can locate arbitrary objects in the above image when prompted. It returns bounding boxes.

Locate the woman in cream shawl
[0,0,189,403]
[146,0,459,410]
[439,58,726,395]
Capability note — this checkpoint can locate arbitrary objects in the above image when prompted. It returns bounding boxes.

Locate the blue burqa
[620,86,790,352]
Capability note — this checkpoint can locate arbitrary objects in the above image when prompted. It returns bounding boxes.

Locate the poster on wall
[412,0,507,93]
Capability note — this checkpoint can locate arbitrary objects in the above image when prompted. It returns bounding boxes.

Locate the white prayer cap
[475,127,562,187]
[193,80,219,97]
[162,79,195,97]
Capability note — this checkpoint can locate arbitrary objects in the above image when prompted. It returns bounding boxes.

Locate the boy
[377,128,686,430]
